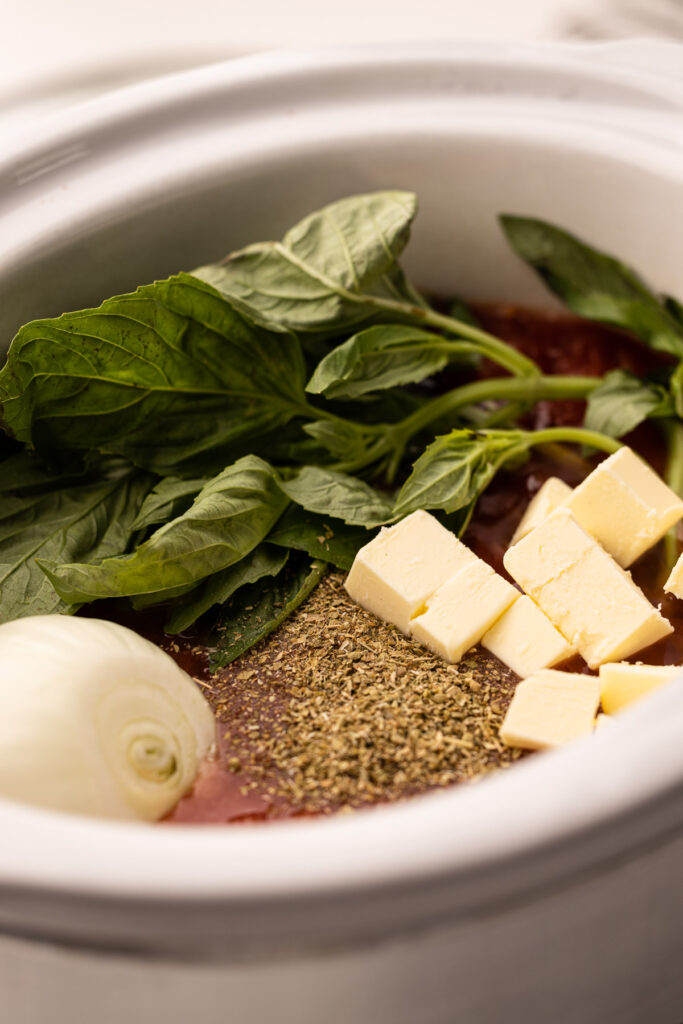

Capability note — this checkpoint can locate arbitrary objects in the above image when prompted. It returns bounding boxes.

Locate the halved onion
[0,615,215,820]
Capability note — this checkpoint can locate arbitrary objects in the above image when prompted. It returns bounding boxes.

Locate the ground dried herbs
[206,572,523,815]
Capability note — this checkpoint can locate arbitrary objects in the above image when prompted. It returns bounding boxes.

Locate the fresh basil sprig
[0,274,310,476]
[194,191,423,337]
[209,554,327,670]
[39,455,287,602]
[267,505,369,571]
[306,324,478,400]
[584,369,673,439]
[131,475,208,531]
[0,455,153,622]
[279,466,394,527]
[196,192,537,378]
[395,427,620,527]
[500,215,683,359]
[165,544,289,635]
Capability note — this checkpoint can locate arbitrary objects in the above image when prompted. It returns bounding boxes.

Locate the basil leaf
[38,455,287,602]
[132,476,207,531]
[306,325,455,400]
[0,273,307,476]
[129,581,199,611]
[165,544,289,634]
[584,369,672,438]
[0,460,153,622]
[301,420,370,460]
[664,296,683,330]
[394,429,528,518]
[194,192,420,336]
[209,555,327,669]
[500,216,683,358]
[0,450,91,492]
[267,504,369,570]
[670,362,683,418]
[280,465,393,527]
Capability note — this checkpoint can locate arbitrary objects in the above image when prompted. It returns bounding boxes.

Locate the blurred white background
[2,0,682,136]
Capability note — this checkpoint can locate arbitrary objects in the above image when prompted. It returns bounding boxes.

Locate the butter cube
[664,552,683,599]
[481,595,575,678]
[500,669,601,749]
[599,662,682,714]
[564,447,683,567]
[410,560,518,663]
[344,510,477,634]
[511,477,573,544]
[503,509,672,669]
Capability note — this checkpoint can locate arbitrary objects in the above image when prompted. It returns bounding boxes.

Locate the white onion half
[0,615,215,821]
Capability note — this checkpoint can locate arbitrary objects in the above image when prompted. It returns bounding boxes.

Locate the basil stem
[665,420,683,571]
[349,297,538,378]
[334,374,599,479]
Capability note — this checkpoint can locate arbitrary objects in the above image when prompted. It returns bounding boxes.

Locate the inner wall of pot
[0,129,680,348]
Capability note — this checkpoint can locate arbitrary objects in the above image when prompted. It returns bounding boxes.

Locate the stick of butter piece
[344,510,478,634]
[503,508,672,669]
[664,552,683,599]
[410,560,518,663]
[511,477,573,545]
[500,669,601,749]
[564,447,683,567]
[599,662,682,714]
[481,595,575,678]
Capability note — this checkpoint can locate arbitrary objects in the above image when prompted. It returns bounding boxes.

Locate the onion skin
[0,616,215,821]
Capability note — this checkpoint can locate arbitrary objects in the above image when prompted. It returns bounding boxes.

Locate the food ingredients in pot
[0,616,214,820]
[598,662,682,714]
[504,508,672,668]
[343,509,477,633]
[410,560,517,663]
[481,596,575,679]
[563,447,683,568]
[499,670,601,749]
[510,476,572,544]
[664,552,683,599]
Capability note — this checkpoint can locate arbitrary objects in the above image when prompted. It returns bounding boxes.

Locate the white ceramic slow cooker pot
[0,40,682,1024]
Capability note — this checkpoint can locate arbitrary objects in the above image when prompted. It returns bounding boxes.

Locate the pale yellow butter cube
[564,447,683,567]
[511,477,573,545]
[500,669,601,749]
[481,595,575,678]
[344,510,477,634]
[409,560,518,663]
[599,662,682,714]
[503,509,672,669]
[664,552,683,600]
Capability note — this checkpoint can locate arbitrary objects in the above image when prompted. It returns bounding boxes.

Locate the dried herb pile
[212,573,522,813]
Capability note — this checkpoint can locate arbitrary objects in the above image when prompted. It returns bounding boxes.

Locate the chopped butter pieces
[664,552,683,600]
[410,560,518,663]
[564,447,683,567]
[482,595,575,677]
[599,662,682,714]
[503,508,672,669]
[500,669,601,749]
[511,477,573,545]
[344,510,477,634]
